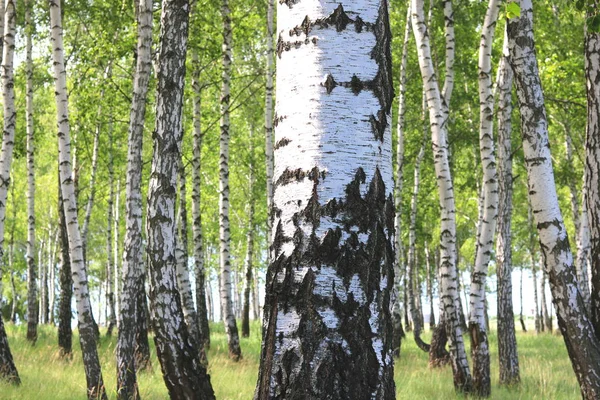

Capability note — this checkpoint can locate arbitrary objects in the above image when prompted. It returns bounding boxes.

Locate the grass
[0,320,579,399]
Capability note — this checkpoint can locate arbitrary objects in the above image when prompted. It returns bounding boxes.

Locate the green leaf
[589,15,600,33]
[506,2,521,19]
[576,0,585,11]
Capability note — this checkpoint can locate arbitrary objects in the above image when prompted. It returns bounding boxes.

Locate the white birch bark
[469,0,500,395]
[48,1,106,397]
[106,126,116,336]
[114,179,121,327]
[0,0,18,384]
[411,0,471,392]
[116,0,153,397]
[242,128,256,338]
[219,0,242,360]
[577,183,591,309]
[255,0,396,397]
[508,2,600,396]
[26,0,38,343]
[265,0,275,251]
[391,4,411,357]
[495,31,520,386]
[190,48,210,351]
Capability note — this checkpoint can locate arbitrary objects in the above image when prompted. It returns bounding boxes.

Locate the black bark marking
[323,74,337,94]
[274,138,292,150]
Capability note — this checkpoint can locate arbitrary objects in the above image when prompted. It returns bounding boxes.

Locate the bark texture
[255,0,396,398]
[412,0,471,392]
[242,130,256,338]
[57,180,73,358]
[495,33,519,386]
[265,0,275,253]
[508,2,600,397]
[145,1,215,398]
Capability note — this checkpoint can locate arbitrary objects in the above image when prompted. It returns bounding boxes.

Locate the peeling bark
[508,2,600,396]
[255,0,395,398]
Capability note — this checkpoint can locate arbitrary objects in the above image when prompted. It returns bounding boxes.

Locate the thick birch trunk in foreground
[508,3,600,397]
[116,0,152,396]
[585,6,600,342]
[495,34,519,386]
[469,0,500,395]
[219,0,242,361]
[49,1,106,397]
[0,2,18,382]
[25,0,38,344]
[146,1,215,398]
[255,0,396,397]
[191,48,210,351]
[392,4,411,357]
[412,0,471,392]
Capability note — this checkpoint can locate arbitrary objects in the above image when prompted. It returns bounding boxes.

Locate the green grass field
[0,321,579,399]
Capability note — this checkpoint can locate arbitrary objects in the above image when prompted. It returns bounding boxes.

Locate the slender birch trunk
[392,4,411,357]
[265,0,274,251]
[175,161,201,350]
[519,267,526,331]
[469,0,501,395]
[0,0,19,384]
[527,205,542,333]
[508,2,600,396]
[49,230,57,325]
[585,2,600,342]
[425,243,435,329]
[190,48,210,351]
[219,0,242,361]
[540,271,552,332]
[146,0,215,397]
[408,125,429,352]
[114,179,121,326]
[242,129,256,338]
[255,0,396,397]
[49,1,106,397]
[577,183,591,309]
[116,0,153,397]
[106,127,117,337]
[25,0,38,343]
[495,32,520,386]
[57,178,73,358]
[412,0,471,392]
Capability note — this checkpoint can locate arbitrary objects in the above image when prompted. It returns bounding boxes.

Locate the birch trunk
[495,32,520,386]
[0,0,19,384]
[508,2,600,396]
[408,126,429,352]
[412,0,471,392]
[25,0,38,343]
[242,129,256,338]
[116,0,152,396]
[49,231,57,325]
[577,185,591,310]
[106,127,116,337]
[255,0,396,397]
[146,0,215,397]
[425,244,435,329]
[191,48,210,351]
[585,4,600,342]
[540,271,552,332]
[219,0,242,361]
[265,0,275,252]
[469,0,501,395]
[392,4,411,357]
[114,180,121,326]
[49,0,106,397]
[175,161,201,350]
[57,179,73,358]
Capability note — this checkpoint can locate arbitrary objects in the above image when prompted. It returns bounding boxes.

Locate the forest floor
[0,320,578,399]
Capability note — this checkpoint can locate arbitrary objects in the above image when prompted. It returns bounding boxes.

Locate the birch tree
[0,0,19,384]
[495,31,520,386]
[242,128,256,338]
[49,0,107,397]
[145,0,215,397]
[25,0,38,344]
[264,0,275,250]
[469,0,501,395]
[106,126,117,337]
[585,0,600,342]
[508,1,600,396]
[191,48,210,351]
[219,0,242,361]
[57,181,72,358]
[411,0,472,392]
[255,0,396,397]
